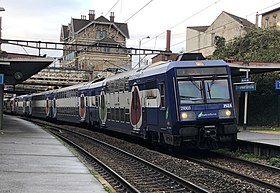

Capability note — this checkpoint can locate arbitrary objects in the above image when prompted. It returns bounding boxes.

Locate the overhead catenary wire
[105,0,121,16]
[171,2,280,50]
[246,1,280,18]
[124,0,154,23]
[142,0,223,46]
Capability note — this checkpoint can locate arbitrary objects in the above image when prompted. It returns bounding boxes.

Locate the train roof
[79,79,105,90]
[80,60,229,89]
[130,60,228,80]
[53,82,89,92]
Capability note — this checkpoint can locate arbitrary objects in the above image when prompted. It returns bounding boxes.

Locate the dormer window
[96,29,106,40]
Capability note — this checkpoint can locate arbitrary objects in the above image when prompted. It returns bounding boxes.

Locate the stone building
[186,11,255,57]
[60,10,131,75]
[261,7,280,30]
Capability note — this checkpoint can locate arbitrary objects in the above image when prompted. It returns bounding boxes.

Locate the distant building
[261,7,280,30]
[60,10,131,74]
[151,53,179,64]
[186,11,255,57]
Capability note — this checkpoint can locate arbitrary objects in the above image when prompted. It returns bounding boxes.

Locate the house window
[273,15,277,27]
[96,29,106,40]
[211,33,215,46]
[265,17,269,29]
[103,47,111,53]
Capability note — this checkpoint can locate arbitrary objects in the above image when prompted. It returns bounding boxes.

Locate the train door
[45,97,51,118]
[144,80,159,126]
[23,98,26,115]
[99,89,107,125]
[79,93,86,121]
[28,97,32,116]
[52,96,56,119]
[159,82,167,128]
[130,84,142,131]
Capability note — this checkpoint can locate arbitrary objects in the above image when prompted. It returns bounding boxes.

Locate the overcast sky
[0,0,280,60]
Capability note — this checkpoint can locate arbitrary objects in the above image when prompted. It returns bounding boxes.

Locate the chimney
[255,12,259,27]
[166,30,171,51]
[110,12,115,22]
[81,15,86,20]
[89,10,95,21]
[165,30,171,61]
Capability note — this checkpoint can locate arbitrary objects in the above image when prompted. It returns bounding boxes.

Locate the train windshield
[178,81,204,104]
[178,79,230,104]
[204,79,230,103]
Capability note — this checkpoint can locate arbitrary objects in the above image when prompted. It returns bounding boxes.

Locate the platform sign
[0,74,4,85]
[235,83,256,92]
[241,77,251,82]
[275,80,280,90]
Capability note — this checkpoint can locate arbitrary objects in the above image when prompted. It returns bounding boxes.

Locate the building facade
[261,7,280,30]
[60,10,131,75]
[186,11,255,57]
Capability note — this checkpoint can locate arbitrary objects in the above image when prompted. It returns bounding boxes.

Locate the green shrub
[269,157,280,168]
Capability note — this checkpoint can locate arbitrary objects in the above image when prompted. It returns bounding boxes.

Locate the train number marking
[223,103,232,108]
[180,106,191,111]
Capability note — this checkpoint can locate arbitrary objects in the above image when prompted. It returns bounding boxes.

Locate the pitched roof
[187,26,209,32]
[61,25,69,40]
[261,7,280,15]
[115,22,129,38]
[72,18,91,32]
[61,15,129,41]
[95,16,110,22]
[223,11,255,29]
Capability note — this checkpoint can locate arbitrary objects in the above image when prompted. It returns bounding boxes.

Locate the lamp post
[0,7,4,131]
[0,7,5,50]
[138,36,150,68]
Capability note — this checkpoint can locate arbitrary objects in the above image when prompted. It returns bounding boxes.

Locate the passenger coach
[78,59,237,149]
[6,58,237,149]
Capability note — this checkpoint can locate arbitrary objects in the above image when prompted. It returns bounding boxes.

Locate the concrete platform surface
[0,115,107,193]
[238,130,280,146]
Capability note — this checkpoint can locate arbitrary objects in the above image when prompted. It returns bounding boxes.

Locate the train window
[116,108,120,122]
[107,108,111,121]
[114,81,119,92]
[96,96,99,107]
[109,81,114,93]
[204,79,230,103]
[178,80,204,104]
[125,108,130,124]
[112,108,115,120]
[91,97,96,107]
[124,81,129,91]
[120,108,125,122]
[119,80,125,92]
[146,80,156,89]
[159,83,166,108]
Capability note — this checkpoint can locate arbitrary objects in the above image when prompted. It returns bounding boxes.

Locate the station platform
[0,115,107,193]
[238,130,280,146]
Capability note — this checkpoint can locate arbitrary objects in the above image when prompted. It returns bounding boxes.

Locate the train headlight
[219,109,232,119]
[180,111,196,121]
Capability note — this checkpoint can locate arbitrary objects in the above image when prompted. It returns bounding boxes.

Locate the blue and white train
[5,58,238,149]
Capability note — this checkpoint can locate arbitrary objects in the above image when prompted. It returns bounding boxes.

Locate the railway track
[26,117,278,192]
[183,153,280,192]
[34,120,210,193]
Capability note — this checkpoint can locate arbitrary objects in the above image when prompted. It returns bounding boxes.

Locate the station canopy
[0,57,54,85]
[229,61,280,77]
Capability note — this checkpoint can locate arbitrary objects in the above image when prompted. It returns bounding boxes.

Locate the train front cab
[164,61,238,149]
